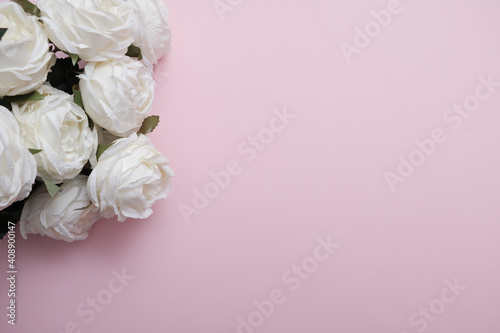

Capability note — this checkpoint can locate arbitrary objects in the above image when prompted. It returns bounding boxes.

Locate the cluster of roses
[0,0,174,242]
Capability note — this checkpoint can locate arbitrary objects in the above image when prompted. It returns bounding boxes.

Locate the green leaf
[96,144,112,160]
[126,44,143,60]
[43,178,60,198]
[0,28,7,41]
[28,148,42,155]
[12,0,40,17]
[138,115,160,135]
[69,53,79,66]
[72,86,84,109]
[4,90,44,103]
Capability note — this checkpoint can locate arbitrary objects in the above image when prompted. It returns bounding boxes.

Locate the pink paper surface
[2,0,500,332]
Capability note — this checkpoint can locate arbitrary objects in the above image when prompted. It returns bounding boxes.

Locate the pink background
[2,0,500,332]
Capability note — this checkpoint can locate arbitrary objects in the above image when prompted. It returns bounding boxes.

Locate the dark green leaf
[4,90,44,103]
[28,148,42,155]
[96,144,112,160]
[73,86,84,109]
[126,44,143,60]
[12,0,40,17]
[0,28,7,41]
[43,178,60,198]
[138,115,160,135]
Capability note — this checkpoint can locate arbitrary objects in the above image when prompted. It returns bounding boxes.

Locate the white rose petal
[0,106,37,211]
[38,0,133,61]
[80,57,155,137]
[12,84,97,183]
[127,0,172,70]
[88,133,174,222]
[0,2,55,97]
[20,175,100,242]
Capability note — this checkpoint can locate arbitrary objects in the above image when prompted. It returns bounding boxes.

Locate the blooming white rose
[0,106,37,211]
[12,84,97,183]
[88,133,173,222]
[0,2,55,97]
[79,57,155,137]
[126,0,172,70]
[20,175,101,242]
[37,0,133,61]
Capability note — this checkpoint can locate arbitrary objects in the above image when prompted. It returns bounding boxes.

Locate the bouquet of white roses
[0,0,174,242]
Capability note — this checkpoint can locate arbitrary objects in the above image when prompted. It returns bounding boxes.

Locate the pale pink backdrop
[1,0,500,332]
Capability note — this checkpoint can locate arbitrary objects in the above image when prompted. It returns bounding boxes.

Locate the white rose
[79,57,155,137]
[12,84,97,183]
[19,175,100,242]
[0,106,37,211]
[0,2,55,97]
[37,0,133,61]
[127,0,172,70]
[88,133,173,222]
